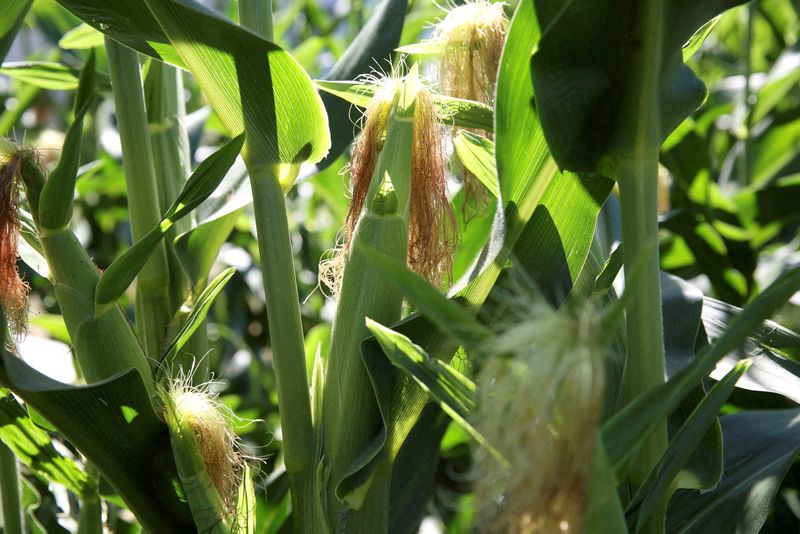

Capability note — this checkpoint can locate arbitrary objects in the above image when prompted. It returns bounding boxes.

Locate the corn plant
[1,0,800,533]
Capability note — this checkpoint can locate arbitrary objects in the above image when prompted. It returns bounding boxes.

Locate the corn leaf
[58,23,104,50]
[361,245,492,352]
[388,405,449,534]
[160,267,236,369]
[0,61,79,90]
[174,209,242,293]
[234,463,256,534]
[37,51,96,231]
[0,353,193,532]
[666,408,800,533]
[315,80,494,132]
[366,319,504,464]
[95,135,243,306]
[626,362,749,531]
[585,439,627,534]
[317,0,408,170]
[602,266,800,478]
[0,388,90,496]
[55,0,329,167]
[453,132,499,199]
[529,0,748,172]
[0,1,31,63]
[703,296,800,403]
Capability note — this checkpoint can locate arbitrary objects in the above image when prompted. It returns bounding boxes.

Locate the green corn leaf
[315,80,494,132]
[37,51,96,231]
[602,266,800,478]
[585,438,627,534]
[360,244,492,352]
[95,135,243,306]
[58,23,104,50]
[529,0,748,172]
[388,405,450,534]
[626,362,749,531]
[174,209,242,293]
[592,245,624,296]
[453,131,499,199]
[681,16,721,62]
[160,267,236,370]
[0,61,79,90]
[661,273,723,492]
[366,319,505,466]
[318,0,409,170]
[0,388,90,496]
[666,408,800,533]
[55,0,330,170]
[0,1,32,63]
[0,353,193,532]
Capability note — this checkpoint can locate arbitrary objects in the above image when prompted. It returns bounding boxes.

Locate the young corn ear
[474,300,606,533]
[161,373,243,531]
[434,0,508,210]
[0,146,29,335]
[320,74,455,294]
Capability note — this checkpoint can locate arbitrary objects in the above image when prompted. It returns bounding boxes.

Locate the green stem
[238,4,314,531]
[239,0,274,40]
[144,60,210,380]
[249,167,314,532]
[105,37,172,362]
[77,467,102,534]
[0,441,23,534]
[616,1,667,532]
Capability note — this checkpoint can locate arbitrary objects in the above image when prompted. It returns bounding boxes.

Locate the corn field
[1,0,800,532]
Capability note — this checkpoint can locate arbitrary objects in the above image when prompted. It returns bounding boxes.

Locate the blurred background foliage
[1,0,799,531]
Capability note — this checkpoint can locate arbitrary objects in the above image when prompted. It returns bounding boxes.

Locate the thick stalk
[249,167,314,532]
[144,61,209,380]
[239,5,315,531]
[105,37,172,361]
[616,1,667,532]
[0,442,23,534]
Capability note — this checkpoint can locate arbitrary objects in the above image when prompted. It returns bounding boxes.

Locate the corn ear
[161,379,240,533]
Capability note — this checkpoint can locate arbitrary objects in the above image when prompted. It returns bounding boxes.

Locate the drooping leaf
[666,408,800,533]
[55,0,330,169]
[703,296,800,403]
[361,245,492,352]
[0,354,193,531]
[529,0,748,172]
[626,362,749,531]
[366,319,503,464]
[0,61,79,90]
[602,267,800,478]
[0,388,90,496]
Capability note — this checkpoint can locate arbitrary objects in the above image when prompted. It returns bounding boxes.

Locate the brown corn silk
[321,79,455,294]
[0,149,29,335]
[435,0,508,210]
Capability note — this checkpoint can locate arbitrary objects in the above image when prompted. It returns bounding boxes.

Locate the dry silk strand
[0,146,30,335]
[165,375,243,510]
[320,75,456,294]
[434,0,508,106]
[434,0,508,209]
[474,300,606,534]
